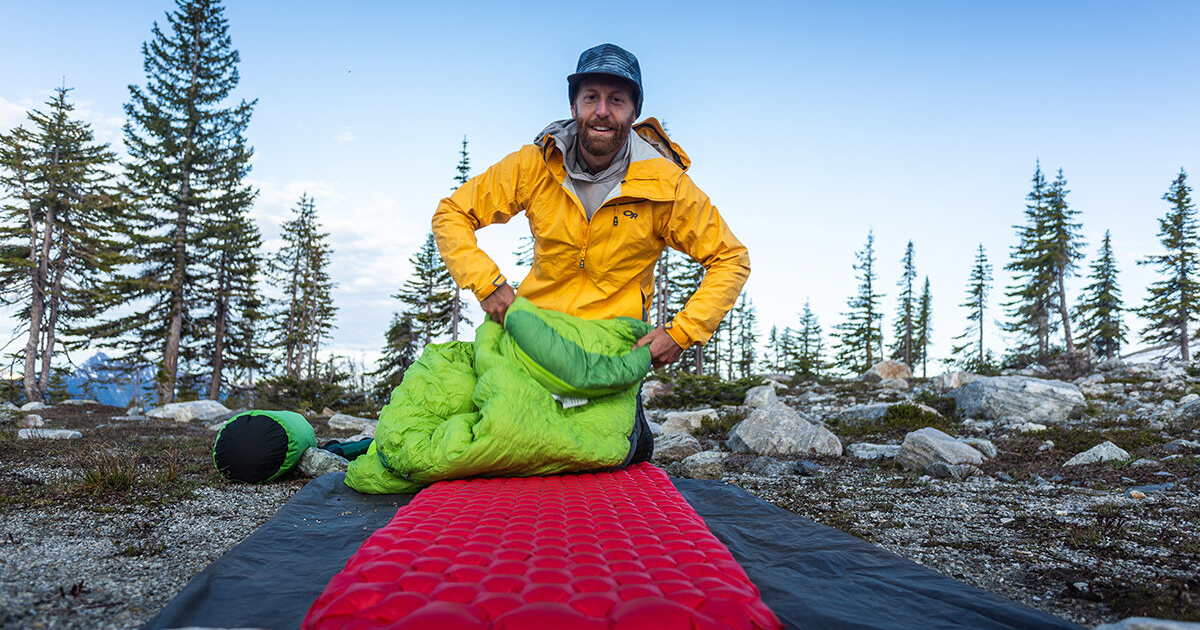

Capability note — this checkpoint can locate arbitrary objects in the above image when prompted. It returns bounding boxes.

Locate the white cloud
[0,96,30,131]
[333,127,357,143]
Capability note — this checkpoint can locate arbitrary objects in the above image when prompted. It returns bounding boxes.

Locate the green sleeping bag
[213,410,316,483]
[346,298,653,494]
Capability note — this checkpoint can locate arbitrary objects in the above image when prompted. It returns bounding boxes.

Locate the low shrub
[647,373,764,410]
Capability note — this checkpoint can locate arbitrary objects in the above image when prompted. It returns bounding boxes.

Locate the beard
[577,113,633,160]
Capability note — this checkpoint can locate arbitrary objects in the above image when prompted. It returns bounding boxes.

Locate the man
[432,43,749,459]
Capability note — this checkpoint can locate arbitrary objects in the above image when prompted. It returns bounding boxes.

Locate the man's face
[571,76,637,162]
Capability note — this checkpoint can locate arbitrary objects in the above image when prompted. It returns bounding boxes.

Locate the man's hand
[634,326,684,369]
[480,283,515,324]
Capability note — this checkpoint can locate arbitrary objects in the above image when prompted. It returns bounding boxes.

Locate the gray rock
[298,448,349,477]
[20,401,47,412]
[641,380,671,402]
[327,413,376,432]
[743,385,777,409]
[1164,438,1200,452]
[790,460,822,476]
[146,400,231,423]
[1094,617,1200,630]
[646,420,662,436]
[1128,482,1175,495]
[743,456,789,476]
[60,399,99,406]
[660,409,717,435]
[654,433,703,461]
[925,462,983,481]
[896,427,985,471]
[1063,441,1131,467]
[1014,422,1048,433]
[0,401,18,411]
[18,428,82,440]
[878,378,910,390]
[952,376,1085,424]
[18,414,44,428]
[728,402,841,456]
[679,451,727,480]
[958,437,997,459]
[1096,357,1126,372]
[1129,458,1162,468]
[931,371,982,390]
[846,443,902,460]
[836,402,941,426]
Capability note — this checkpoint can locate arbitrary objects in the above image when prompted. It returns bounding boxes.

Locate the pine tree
[0,87,127,403]
[834,231,884,375]
[268,195,337,380]
[397,232,454,348]
[889,240,917,366]
[1075,230,1126,360]
[914,277,933,378]
[109,0,256,403]
[950,245,993,371]
[373,312,419,403]
[795,300,824,378]
[447,136,473,340]
[1003,162,1056,360]
[1043,168,1084,353]
[193,204,264,399]
[732,293,758,378]
[1139,169,1199,361]
[668,255,707,373]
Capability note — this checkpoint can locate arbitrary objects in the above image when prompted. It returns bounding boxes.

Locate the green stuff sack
[213,410,316,483]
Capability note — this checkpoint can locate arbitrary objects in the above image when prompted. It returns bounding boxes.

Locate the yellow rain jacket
[432,118,749,350]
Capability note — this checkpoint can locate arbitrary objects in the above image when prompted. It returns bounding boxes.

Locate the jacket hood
[535,117,690,172]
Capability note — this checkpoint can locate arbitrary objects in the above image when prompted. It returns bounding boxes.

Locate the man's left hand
[634,326,684,369]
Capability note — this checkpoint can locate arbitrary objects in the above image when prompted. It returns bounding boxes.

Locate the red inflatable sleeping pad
[303,462,781,629]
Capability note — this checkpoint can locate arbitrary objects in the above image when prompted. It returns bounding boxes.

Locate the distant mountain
[66,352,155,408]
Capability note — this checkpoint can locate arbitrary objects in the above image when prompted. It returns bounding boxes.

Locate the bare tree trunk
[1181,304,1191,363]
[39,233,68,397]
[1057,271,1075,353]
[22,217,45,403]
[208,286,228,400]
[655,252,669,328]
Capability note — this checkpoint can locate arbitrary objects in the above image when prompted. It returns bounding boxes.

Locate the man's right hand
[481,283,516,324]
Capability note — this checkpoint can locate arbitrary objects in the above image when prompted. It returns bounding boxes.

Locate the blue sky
[1,0,1198,373]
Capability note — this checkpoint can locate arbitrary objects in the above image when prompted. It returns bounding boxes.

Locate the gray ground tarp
[143,473,1084,630]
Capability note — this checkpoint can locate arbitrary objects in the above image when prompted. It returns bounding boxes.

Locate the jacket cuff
[475,274,508,302]
[664,321,692,350]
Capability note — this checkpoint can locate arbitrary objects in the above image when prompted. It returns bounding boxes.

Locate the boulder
[790,460,822,476]
[957,437,997,459]
[679,451,726,480]
[660,409,718,435]
[952,376,1084,424]
[0,401,18,411]
[727,403,841,456]
[743,456,789,476]
[20,401,47,412]
[1013,422,1048,433]
[640,380,672,402]
[896,427,984,471]
[836,402,942,427]
[18,428,82,440]
[1063,441,1131,467]
[18,414,44,429]
[653,433,703,461]
[298,448,349,477]
[328,413,376,432]
[60,399,99,406]
[846,443,902,460]
[925,462,983,481]
[146,400,231,423]
[930,371,982,390]
[878,378,910,390]
[860,361,912,383]
[743,385,777,409]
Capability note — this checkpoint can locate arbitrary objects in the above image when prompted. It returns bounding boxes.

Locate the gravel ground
[1,397,1198,629]
[0,481,300,630]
